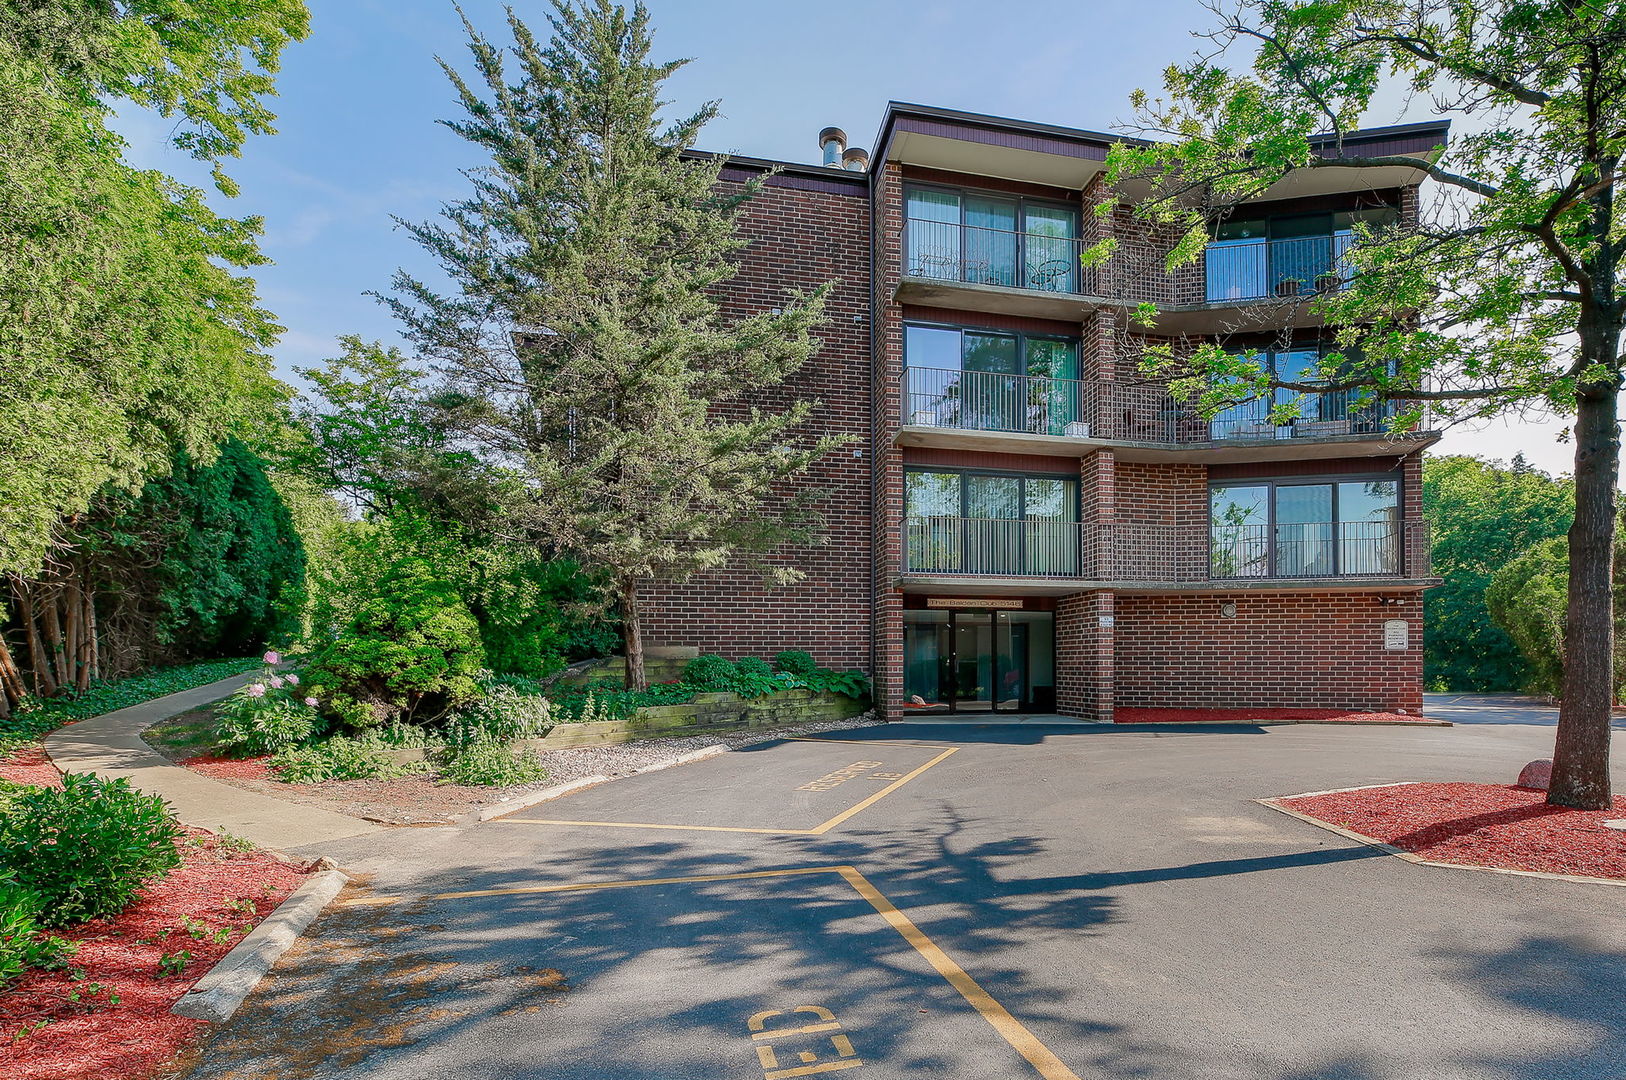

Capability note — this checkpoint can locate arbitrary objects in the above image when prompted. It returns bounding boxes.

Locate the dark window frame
[903,182,1082,291]
[1207,471,1405,578]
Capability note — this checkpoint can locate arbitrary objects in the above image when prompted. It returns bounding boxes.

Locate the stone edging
[171,869,352,1022]
[1258,784,1626,889]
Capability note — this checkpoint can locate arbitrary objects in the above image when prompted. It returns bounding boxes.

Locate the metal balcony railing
[1204,234,1356,303]
[902,518,1429,582]
[905,516,1082,578]
[903,366,1087,437]
[904,218,1092,295]
[903,370,1421,444]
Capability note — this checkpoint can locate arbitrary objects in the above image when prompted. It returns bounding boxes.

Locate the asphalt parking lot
[180,705,1626,1080]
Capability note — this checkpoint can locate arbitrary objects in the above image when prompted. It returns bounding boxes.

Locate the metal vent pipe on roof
[842,147,869,172]
[819,126,847,168]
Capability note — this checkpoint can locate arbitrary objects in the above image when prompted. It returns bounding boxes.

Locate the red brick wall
[1113,591,1424,711]
[640,173,873,670]
[875,162,907,714]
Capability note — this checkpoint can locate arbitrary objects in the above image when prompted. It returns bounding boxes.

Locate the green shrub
[268,737,430,783]
[772,650,817,677]
[681,654,736,689]
[447,678,553,745]
[0,882,74,985]
[213,667,321,755]
[801,668,872,699]
[735,657,773,677]
[0,774,183,927]
[304,558,487,731]
[550,679,692,722]
[437,740,547,786]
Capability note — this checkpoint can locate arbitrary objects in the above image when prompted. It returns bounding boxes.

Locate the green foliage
[550,680,693,722]
[0,774,182,927]
[0,33,288,580]
[212,667,320,755]
[1485,527,1626,698]
[2,0,311,166]
[68,439,307,661]
[436,740,547,787]
[388,2,842,691]
[1423,456,1574,691]
[682,655,737,689]
[798,668,871,699]
[735,657,773,677]
[0,882,75,986]
[447,677,553,745]
[268,737,430,783]
[772,651,816,677]
[157,950,193,978]
[474,557,619,679]
[0,657,261,757]
[303,557,486,730]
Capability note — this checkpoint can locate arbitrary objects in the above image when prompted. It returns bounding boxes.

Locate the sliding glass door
[901,609,1056,714]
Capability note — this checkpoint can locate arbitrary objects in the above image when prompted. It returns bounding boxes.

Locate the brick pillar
[1057,590,1115,720]
[873,162,906,720]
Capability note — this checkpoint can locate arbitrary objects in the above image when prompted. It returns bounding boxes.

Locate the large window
[906,468,1079,576]
[1207,343,1391,440]
[905,186,1080,293]
[1210,476,1401,578]
[904,324,1080,435]
[1205,207,1399,302]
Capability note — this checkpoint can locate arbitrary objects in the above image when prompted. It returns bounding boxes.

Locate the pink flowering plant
[212,652,320,756]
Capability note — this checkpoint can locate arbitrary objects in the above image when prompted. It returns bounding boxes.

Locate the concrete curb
[477,775,609,821]
[1111,718,1452,728]
[171,869,351,1022]
[634,743,728,774]
[1258,791,1626,889]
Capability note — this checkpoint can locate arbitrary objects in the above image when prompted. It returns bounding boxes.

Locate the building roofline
[681,147,870,186]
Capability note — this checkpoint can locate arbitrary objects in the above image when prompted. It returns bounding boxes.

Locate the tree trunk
[40,586,68,690]
[82,577,98,686]
[1551,382,1620,809]
[0,635,24,717]
[620,578,647,692]
[18,584,56,698]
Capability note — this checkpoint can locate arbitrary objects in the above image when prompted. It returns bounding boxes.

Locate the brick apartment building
[642,102,1445,721]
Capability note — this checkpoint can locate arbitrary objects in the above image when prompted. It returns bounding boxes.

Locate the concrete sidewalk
[44,673,381,852]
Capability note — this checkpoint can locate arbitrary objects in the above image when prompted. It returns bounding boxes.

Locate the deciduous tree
[1103,0,1626,808]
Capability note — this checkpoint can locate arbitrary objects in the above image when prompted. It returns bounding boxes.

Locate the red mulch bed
[0,747,64,788]
[1280,782,1626,880]
[181,754,273,782]
[1,828,309,1079]
[1115,706,1429,724]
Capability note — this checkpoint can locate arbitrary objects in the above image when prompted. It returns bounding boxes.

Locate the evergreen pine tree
[387,0,839,689]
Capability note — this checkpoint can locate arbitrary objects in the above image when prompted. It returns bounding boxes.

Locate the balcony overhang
[896,424,1442,463]
[898,575,1440,596]
[894,276,1350,336]
[1111,576,1440,595]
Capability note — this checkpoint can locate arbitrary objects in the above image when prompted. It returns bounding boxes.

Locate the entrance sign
[1383,619,1409,651]
[925,597,1025,610]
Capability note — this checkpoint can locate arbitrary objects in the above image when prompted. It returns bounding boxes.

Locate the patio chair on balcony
[907,252,957,280]
[1026,259,1072,292]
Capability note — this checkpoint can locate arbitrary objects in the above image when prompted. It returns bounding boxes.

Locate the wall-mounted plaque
[1383,619,1410,651]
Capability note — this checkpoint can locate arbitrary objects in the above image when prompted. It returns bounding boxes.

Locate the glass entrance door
[901,609,1056,714]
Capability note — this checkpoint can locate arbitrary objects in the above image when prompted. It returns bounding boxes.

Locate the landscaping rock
[1516,759,1553,790]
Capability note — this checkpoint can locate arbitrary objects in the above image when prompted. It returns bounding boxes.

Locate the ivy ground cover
[1279,782,1626,880]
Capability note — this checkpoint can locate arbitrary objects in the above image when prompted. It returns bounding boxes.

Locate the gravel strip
[510,712,881,790]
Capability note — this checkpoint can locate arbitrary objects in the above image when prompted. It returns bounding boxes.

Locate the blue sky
[116,0,1574,474]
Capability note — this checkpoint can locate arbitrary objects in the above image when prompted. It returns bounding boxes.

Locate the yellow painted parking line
[836,866,1080,1080]
[497,744,959,836]
[340,865,849,907]
[803,747,958,835]
[342,864,1079,1080]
